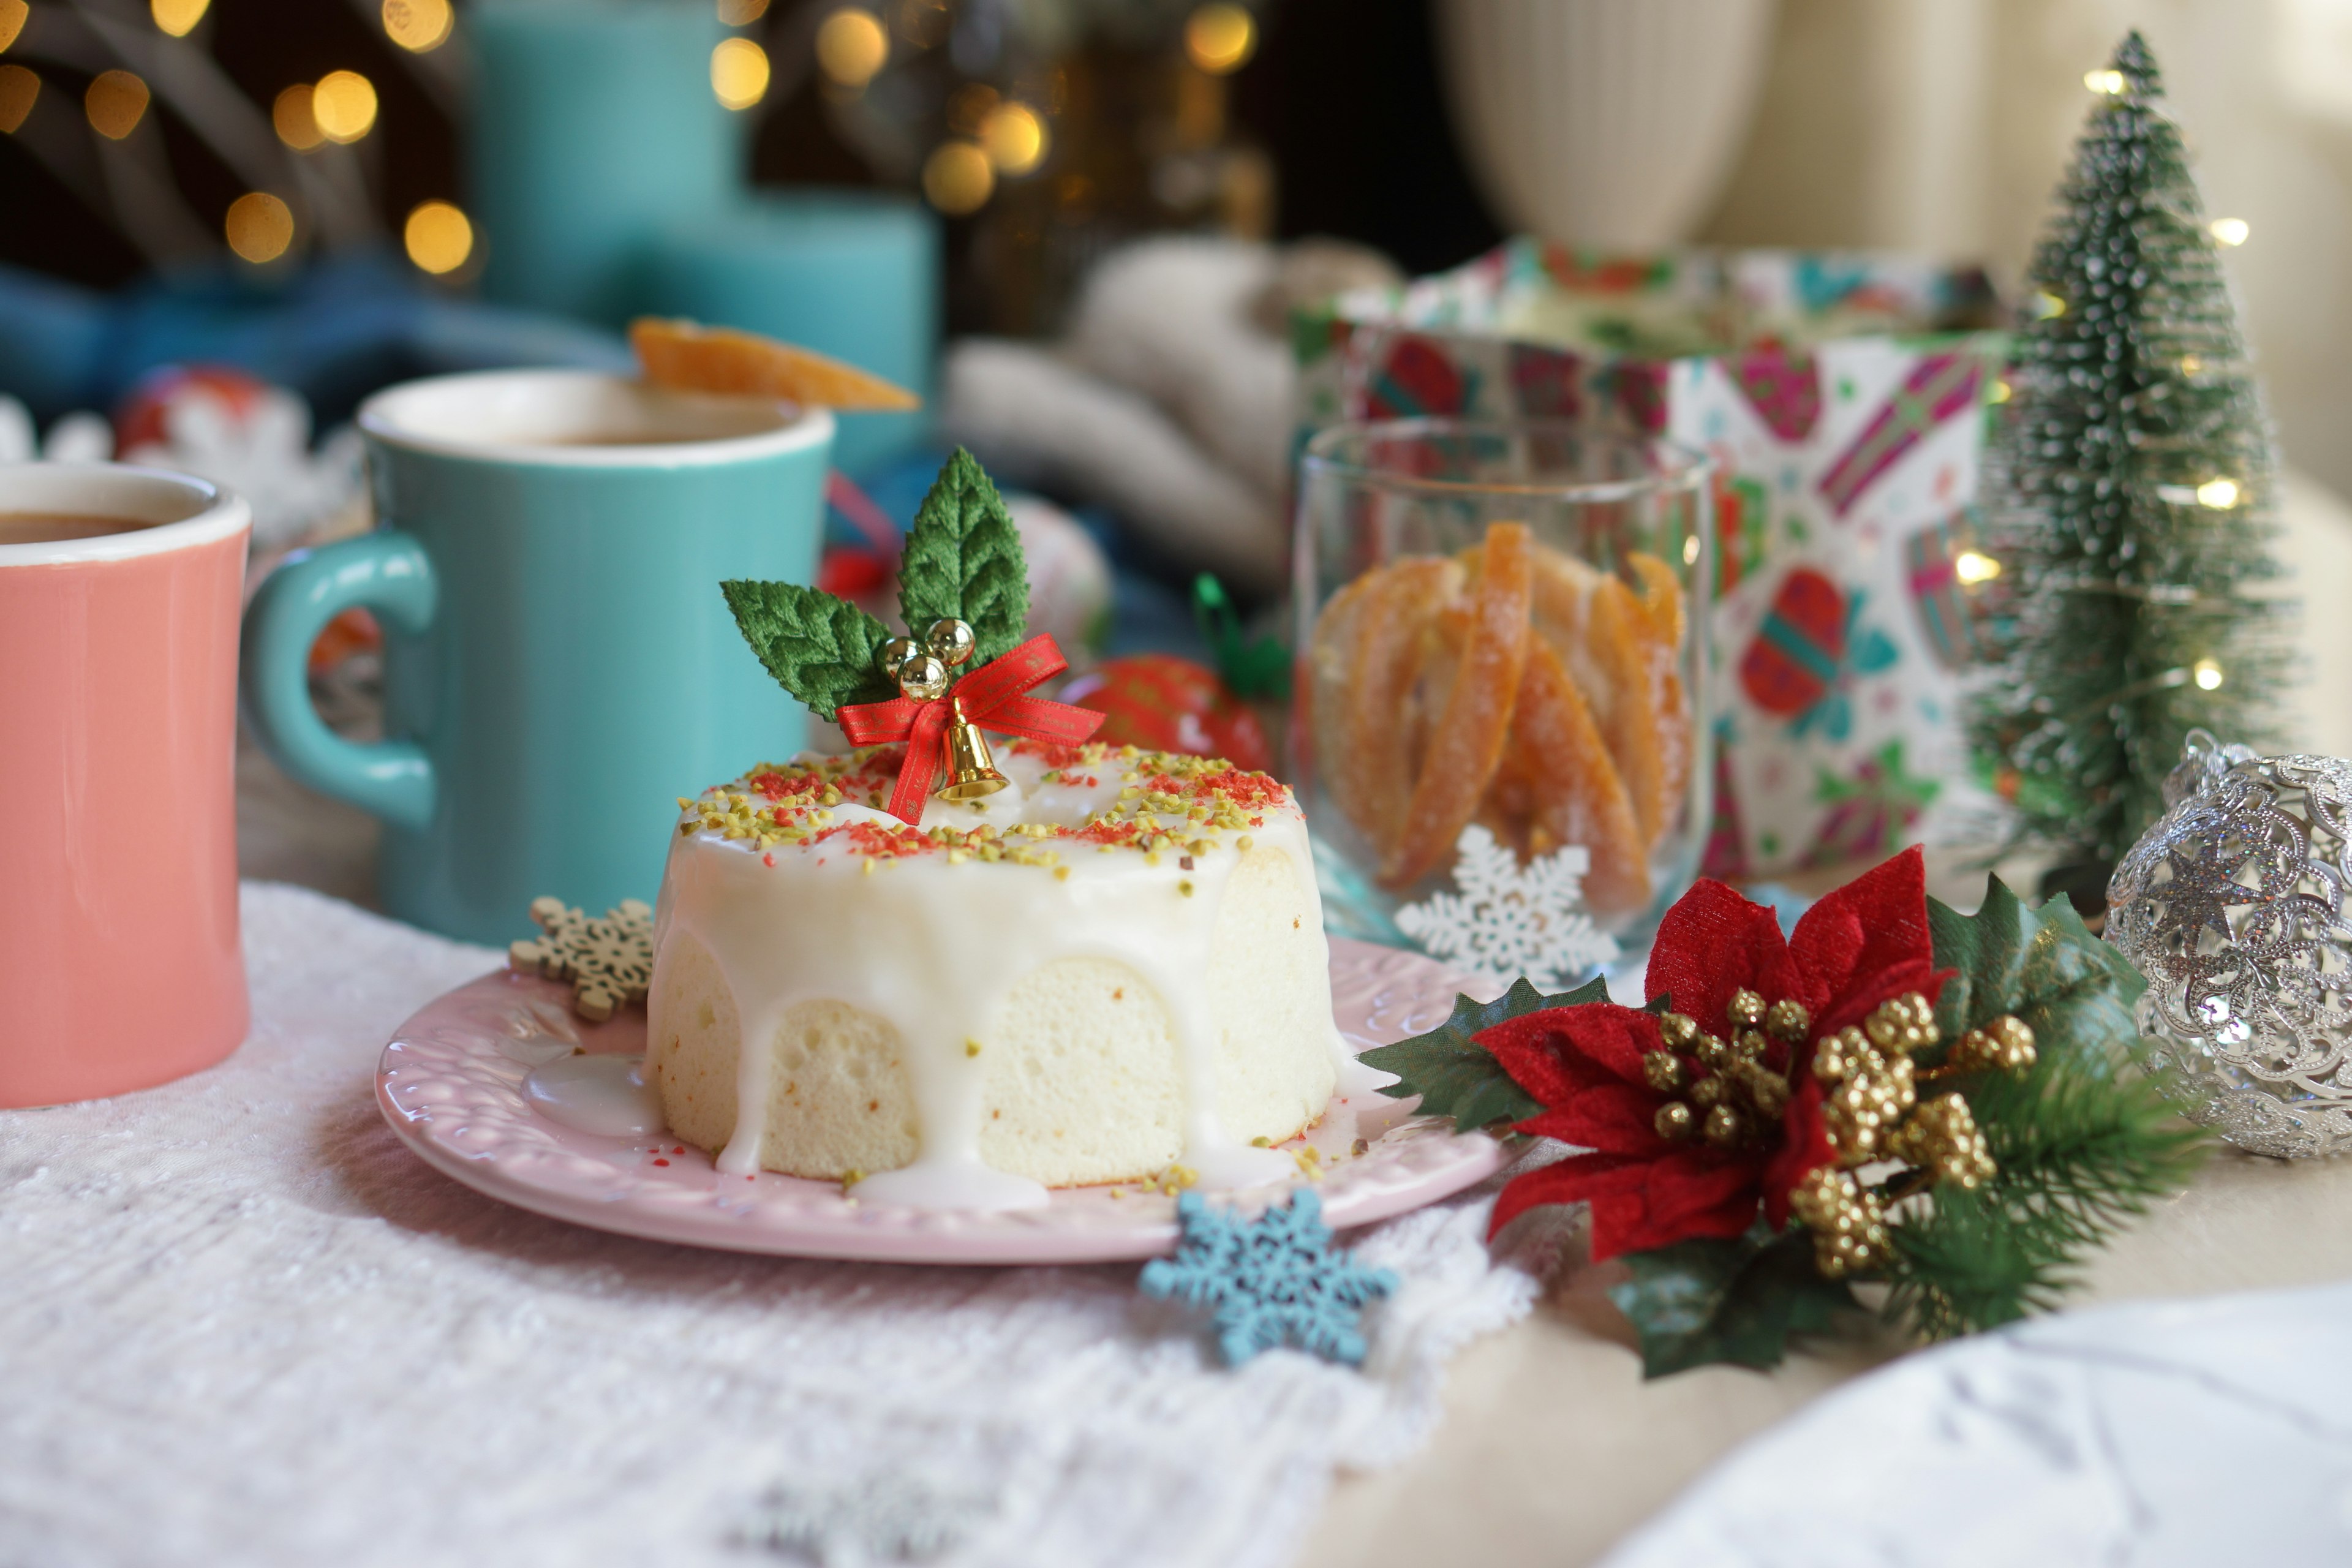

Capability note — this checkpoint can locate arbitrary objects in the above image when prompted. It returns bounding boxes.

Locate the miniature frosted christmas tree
[1970,31,2288,883]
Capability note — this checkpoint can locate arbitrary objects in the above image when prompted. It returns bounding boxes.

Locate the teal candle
[642,190,940,475]
[470,0,737,326]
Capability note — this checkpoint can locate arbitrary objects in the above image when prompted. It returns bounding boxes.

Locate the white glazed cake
[646,739,1350,1210]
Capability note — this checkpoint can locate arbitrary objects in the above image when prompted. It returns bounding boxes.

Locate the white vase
[1434,0,1781,248]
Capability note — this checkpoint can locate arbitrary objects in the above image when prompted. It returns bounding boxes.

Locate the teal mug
[241,368,832,944]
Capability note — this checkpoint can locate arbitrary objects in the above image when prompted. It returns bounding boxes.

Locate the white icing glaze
[650,745,1348,1210]
[523,1054,665,1139]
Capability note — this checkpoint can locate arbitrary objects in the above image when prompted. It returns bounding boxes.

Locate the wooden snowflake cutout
[1139,1189,1396,1366]
[1393,824,1620,994]
[508,896,654,1022]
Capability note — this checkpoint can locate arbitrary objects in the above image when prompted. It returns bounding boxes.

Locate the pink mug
[0,462,251,1106]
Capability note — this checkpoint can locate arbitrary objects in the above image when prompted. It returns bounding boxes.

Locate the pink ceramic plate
[375,937,1510,1264]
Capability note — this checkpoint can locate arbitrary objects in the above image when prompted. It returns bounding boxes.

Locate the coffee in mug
[0,511,154,546]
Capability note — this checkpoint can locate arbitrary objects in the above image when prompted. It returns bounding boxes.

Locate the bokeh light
[2210,217,2250,247]
[981,101,1046,175]
[816,8,888,88]
[2193,657,2225,690]
[0,64,36,134]
[717,0,769,23]
[1954,550,2003,585]
[2084,69,2125,94]
[225,192,295,263]
[85,70,149,140]
[273,84,322,150]
[922,140,993,214]
[151,0,209,37]
[312,70,377,143]
[404,200,473,274]
[2196,477,2242,509]
[382,0,452,53]
[1185,4,1255,74]
[1988,379,2012,403]
[0,0,26,54]
[710,37,769,110]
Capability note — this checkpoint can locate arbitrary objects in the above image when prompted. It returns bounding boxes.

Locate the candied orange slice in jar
[1382,521,1534,888]
[1622,551,1692,844]
[1308,556,1461,864]
[630,318,922,410]
[1509,640,1651,914]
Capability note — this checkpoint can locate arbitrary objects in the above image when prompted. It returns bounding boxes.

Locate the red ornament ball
[1060,654,1273,773]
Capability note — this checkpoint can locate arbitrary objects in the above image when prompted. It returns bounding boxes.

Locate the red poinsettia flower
[1477,846,1950,1259]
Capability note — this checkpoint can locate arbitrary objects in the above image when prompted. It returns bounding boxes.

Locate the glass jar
[1292,419,1713,988]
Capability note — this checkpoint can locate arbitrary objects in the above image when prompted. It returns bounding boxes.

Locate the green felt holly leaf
[899,448,1030,666]
[1358,975,1608,1133]
[1928,875,2147,1057]
[1608,1223,1859,1378]
[721,579,896,722]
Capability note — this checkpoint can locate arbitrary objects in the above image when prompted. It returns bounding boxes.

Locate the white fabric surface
[0,883,1550,1568]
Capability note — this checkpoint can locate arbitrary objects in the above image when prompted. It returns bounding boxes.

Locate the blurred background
[4,0,2343,483]
[6,0,2349,904]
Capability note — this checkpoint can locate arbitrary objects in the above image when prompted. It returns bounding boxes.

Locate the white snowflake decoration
[1393,825,1619,994]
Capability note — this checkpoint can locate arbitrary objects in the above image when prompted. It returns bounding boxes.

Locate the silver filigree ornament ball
[2107,731,2352,1158]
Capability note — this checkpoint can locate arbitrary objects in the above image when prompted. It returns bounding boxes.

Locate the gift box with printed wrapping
[1292,238,2002,878]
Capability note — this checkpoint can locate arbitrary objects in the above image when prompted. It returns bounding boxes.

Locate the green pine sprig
[1883,873,2206,1338]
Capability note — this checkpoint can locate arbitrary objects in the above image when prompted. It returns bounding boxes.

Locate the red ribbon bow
[837,633,1106,825]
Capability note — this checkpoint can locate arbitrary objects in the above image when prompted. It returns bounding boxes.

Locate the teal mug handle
[240,532,439,832]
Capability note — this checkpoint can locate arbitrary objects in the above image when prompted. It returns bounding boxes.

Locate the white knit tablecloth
[0,883,1553,1568]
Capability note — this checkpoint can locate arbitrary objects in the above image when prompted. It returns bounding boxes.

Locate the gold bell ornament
[883,617,1007,802]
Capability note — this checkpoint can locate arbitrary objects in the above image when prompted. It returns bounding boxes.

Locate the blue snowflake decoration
[1139,1189,1398,1366]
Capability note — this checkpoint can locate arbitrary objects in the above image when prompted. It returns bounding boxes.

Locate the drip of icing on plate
[650,741,1356,1210]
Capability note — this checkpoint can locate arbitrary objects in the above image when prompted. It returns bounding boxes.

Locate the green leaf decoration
[899,448,1030,666]
[1882,876,2207,1340]
[1608,1223,1860,1378]
[720,579,897,723]
[1358,974,1607,1133]
[1928,873,2146,1046]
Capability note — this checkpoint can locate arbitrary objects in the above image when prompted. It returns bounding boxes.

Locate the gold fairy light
[1954,550,2002,585]
[404,200,473,274]
[382,0,453,53]
[981,101,1046,175]
[1681,534,1701,565]
[815,9,888,88]
[311,70,377,143]
[2032,290,2067,320]
[710,37,769,109]
[151,0,209,37]
[922,140,992,214]
[1988,378,2012,403]
[0,0,26,53]
[2210,217,2250,247]
[0,63,36,134]
[717,0,770,22]
[2084,68,2125,94]
[2196,477,2241,509]
[85,70,149,140]
[2193,657,2225,691]
[273,84,322,150]
[225,192,294,263]
[1185,3,1254,73]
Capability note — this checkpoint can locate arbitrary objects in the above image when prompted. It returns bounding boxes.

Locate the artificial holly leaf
[1359,974,1607,1133]
[1608,1222,1858,1378]
[899,448,1030,666]
[1928,875,2147,1061]
[721,579,896,722]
